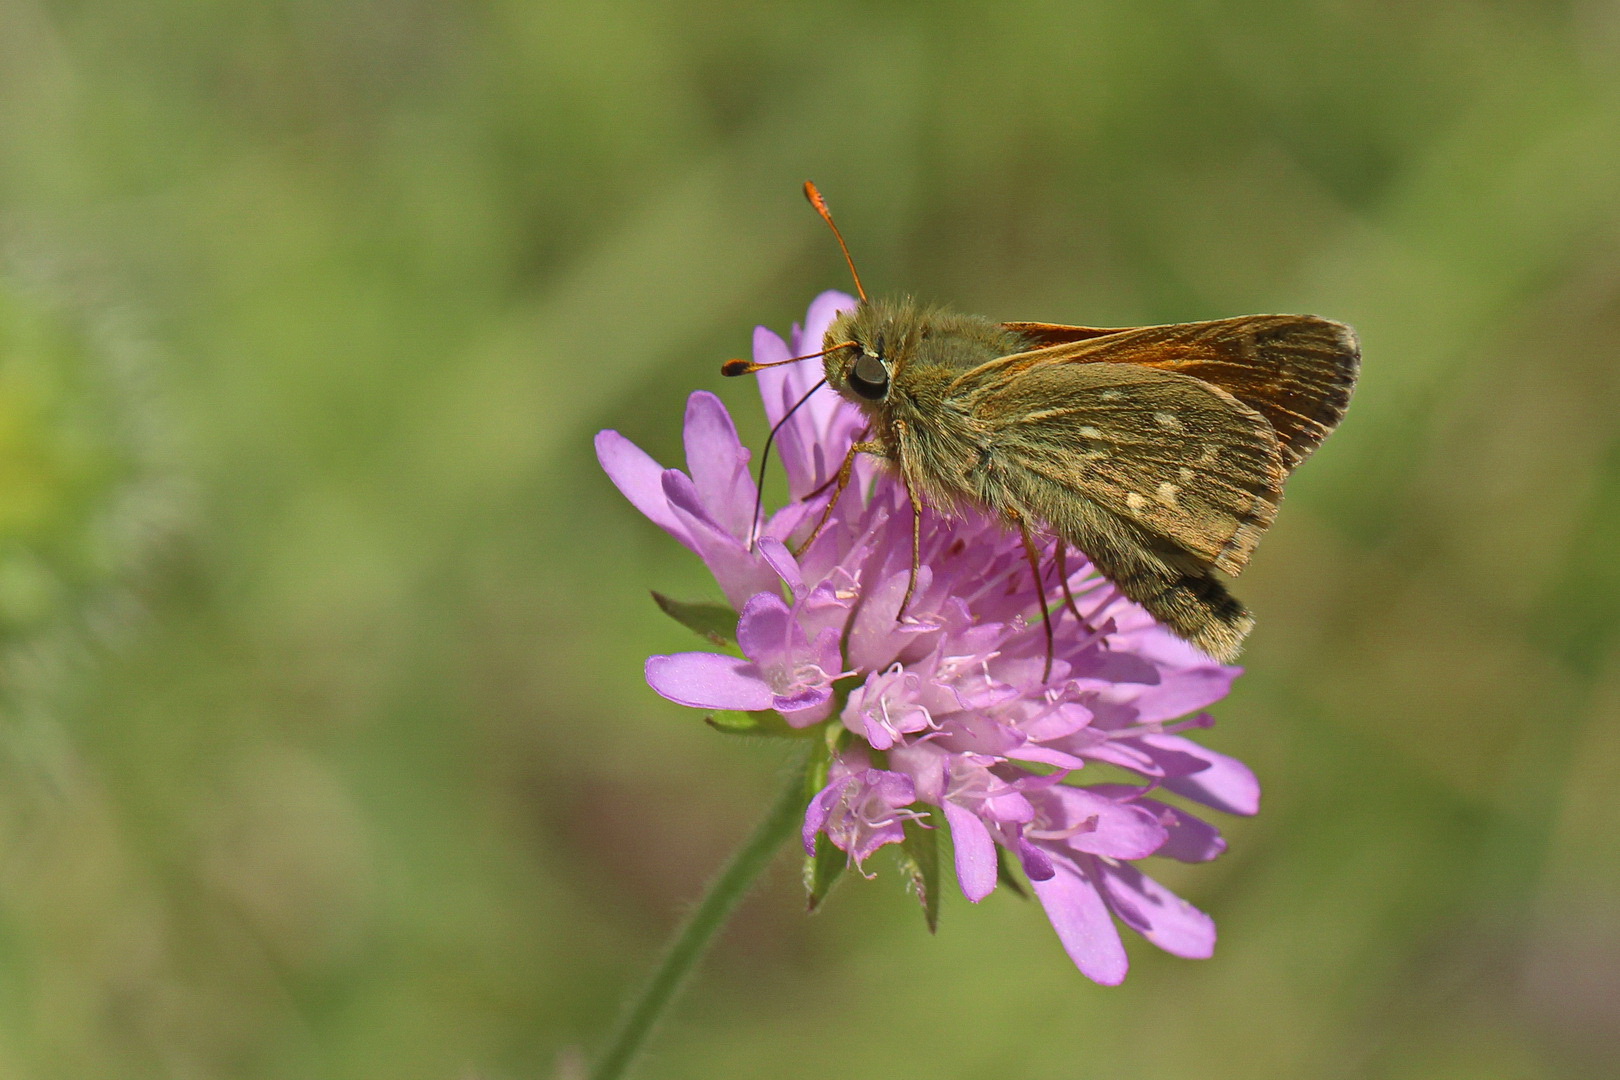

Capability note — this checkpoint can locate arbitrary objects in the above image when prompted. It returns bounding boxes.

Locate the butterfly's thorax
[822,299,1031,513]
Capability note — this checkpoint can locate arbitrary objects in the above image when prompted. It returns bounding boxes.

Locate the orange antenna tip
[719,340,856,379]
[801,181,867,302]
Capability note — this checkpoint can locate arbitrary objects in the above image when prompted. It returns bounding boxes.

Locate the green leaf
[803,836,847,913]
[650,591,738,648]
[703,710,803,738]
[804,724,840,801]
[896,806,942,933]
[800,727,846,910]
[996,846,1029,900]
[704,712,760,734]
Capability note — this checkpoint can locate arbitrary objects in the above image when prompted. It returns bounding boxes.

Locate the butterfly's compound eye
[849,352,890,400]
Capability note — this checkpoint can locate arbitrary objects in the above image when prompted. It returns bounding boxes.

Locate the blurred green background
[1,1,1618,1077]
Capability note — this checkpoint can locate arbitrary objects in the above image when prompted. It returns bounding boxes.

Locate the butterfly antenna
[748,378,828,547]
[803,181,867,302]
[722,340,854,377]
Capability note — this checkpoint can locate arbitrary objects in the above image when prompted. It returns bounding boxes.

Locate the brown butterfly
[725,183,1359,667]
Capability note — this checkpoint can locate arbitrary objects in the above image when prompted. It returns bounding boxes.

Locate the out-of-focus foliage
[0,1,1617,1077]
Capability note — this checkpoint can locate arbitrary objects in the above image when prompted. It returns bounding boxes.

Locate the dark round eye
[849,352,890,400]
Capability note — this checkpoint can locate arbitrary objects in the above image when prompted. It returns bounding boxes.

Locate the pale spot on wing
[1125,492,1147,512]
[1100,390,1125,401]
[1177,467,1195,481]
[1155,482,1179,505]
[1154,411,1183,431]
[1079,425,1101,438]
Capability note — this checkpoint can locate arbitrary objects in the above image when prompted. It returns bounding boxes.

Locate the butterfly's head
[821,303,892,406]
[824,297,1016,413]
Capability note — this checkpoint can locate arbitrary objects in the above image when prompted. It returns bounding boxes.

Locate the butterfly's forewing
[964,363,1285,576]
[999,322,1128,347]
[994,315,1359,470]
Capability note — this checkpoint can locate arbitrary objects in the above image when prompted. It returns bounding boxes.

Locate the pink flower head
[597,292,1260,984]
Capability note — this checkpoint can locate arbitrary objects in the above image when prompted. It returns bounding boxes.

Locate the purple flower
[645,592,841,722]
[597,291,1259,984]
[802,750,925,872]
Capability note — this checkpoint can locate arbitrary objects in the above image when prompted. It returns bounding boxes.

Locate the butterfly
[727,183,1359,667]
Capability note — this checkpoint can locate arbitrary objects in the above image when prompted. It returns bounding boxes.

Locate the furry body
[819,298,1358,662]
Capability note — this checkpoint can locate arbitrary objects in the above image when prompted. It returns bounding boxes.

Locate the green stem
[586,746,810,1080]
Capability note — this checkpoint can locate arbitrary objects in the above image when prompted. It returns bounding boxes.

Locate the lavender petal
[683,392,755,540]
[1099,862,1216,959]
[943,802,998,903]
[644,652,774,711]
[593,430,693,548]
[1031,861,1129,985]
[1145,734,1261,815]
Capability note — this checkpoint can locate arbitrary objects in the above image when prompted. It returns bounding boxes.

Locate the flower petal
[794,292,864,463]
[1069,648,1162,687]
[756,537,803,595]
[736,591,795,662]
[777,697,835,729]
[593,430,693,548]
[943,802,998,902]
[847,566,935,673]
[1021,701,1094,742]
[752,326,819,496]
[757,292,857,497]
[1047,786,1167,860]
[888,741,949,804]
[1147,801,1227,862]
[644,652,773,711]
[1145,734,1261,815]
[1085,787,1228,862]
[773,685,831,712]
[1099,862,1216,959]
[662,470,780,609]
[1016,835,1055,882]
[1129,665,1240,724]
[803,776,849,854]
[683,392,756,539]
[1005,745,1086,770]
[751,324,795,428]
[1031,860,1128,985]
[794,290,860,426]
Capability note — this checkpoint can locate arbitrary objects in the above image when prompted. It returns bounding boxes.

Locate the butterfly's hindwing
[963,437,1256,662]
[964,363,1285,575]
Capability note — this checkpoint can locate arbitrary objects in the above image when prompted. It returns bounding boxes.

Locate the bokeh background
[2,1,1619,1077]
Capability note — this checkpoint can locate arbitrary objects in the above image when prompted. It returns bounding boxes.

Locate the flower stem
[586,746,810,1080]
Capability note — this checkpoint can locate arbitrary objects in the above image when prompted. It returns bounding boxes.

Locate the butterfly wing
[991,315,1359,470]
[1000,321,1129,348]
[947,314,1355,660]
[965,362,1285,576]
[958,362,1282,660]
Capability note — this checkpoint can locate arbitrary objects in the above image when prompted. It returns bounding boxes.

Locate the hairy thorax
[820,299,1031,511]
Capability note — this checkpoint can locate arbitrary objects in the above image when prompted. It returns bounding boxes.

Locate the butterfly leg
[897,473,923,621]
[1010,511,1056,682]
[797,423,872,505]
[791,438,885,557]
[1053,541,1085,627]
[887,418,925,622]
[800,463,845,503]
